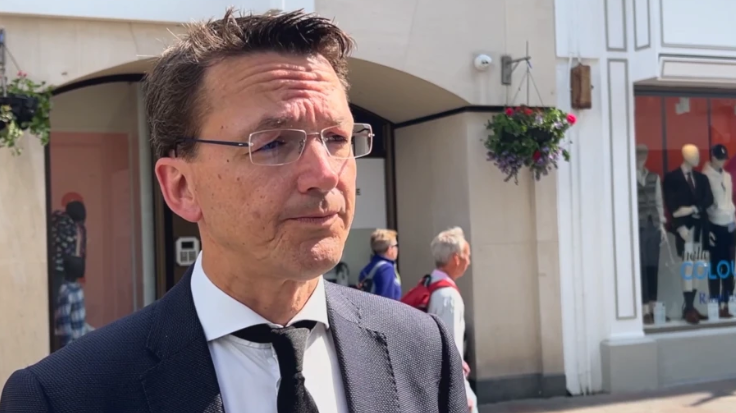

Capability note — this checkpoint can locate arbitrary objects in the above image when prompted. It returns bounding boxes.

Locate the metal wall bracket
[0,29,5,69]
[0,29,6,96]
[501,54,531,85]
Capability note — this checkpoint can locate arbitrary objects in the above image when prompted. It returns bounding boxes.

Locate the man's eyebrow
[253,116,292,131]
[251,116,348,132]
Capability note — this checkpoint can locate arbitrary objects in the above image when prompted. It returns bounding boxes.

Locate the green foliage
[0,72,54,155]
[484,106,575,183]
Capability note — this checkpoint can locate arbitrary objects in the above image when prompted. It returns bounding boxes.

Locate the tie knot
[233,320,317,343]
[233,320,317,376]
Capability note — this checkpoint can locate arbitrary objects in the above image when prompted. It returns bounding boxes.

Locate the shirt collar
[190,252,330,342]
[430,268,457,286]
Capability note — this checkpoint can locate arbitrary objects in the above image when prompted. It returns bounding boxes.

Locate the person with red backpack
[402,227,477,413]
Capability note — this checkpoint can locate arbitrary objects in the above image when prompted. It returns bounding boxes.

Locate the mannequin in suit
[636,145,667,325]
[663,144,714,325]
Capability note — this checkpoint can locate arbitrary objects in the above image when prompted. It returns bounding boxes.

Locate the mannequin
[54,200,88,347]
[636,145,667,324]
[663,144,714,324]
[703,144,736,318]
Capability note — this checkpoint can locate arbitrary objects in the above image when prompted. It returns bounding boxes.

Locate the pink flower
[505,108,514,116]
[17,71,27,78]
[533,151,541,161]
[566,113,577,125]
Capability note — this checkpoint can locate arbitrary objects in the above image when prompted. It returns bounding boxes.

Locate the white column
[555,0,650,396]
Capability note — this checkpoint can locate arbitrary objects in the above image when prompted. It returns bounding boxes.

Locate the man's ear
[154,157,202,223]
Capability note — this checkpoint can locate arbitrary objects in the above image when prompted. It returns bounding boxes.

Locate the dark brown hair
[142,8,355,159]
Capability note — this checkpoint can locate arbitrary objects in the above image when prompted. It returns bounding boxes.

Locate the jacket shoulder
[27,302,158,390]
[330,284,444,342]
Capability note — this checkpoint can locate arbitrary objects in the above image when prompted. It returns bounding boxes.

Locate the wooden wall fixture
[570,63,592,109]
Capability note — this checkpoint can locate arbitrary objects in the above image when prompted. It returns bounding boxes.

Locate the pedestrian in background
[358,229,402,299]
[426,227,478,413]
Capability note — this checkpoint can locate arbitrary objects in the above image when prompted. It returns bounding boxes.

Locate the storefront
[10,0,735,405]
[0,0,563,405]
[555,0,736,395]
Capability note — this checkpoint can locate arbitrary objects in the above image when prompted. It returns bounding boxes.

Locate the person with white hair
[427,227,478,413]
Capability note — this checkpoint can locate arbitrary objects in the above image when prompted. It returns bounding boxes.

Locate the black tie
[233,320,319,413]
[687,172,696,191]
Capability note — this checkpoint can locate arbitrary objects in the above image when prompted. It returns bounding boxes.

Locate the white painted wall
[0,0,314,23]
[555,0,736,397]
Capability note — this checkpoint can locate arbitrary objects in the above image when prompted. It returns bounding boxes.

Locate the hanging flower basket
[1,71,54,155]
[484,106,576,183]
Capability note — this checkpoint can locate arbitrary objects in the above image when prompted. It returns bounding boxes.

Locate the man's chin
[296,236,344,275]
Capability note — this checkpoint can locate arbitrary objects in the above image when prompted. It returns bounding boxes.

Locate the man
[358,229,401,299]
[0,9,467,413]
[427,227,478,413]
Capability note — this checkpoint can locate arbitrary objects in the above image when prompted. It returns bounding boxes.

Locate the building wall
[0,139,48,385]
[554,0,736,396]
[395,112,564,403]
[317,0,557,109]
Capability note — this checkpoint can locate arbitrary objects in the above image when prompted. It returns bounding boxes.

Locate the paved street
[480,379,736,413]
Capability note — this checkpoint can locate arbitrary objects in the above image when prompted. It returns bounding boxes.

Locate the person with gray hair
[427,227,478,413]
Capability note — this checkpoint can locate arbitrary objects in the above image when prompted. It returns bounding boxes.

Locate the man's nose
[295,136,341,194]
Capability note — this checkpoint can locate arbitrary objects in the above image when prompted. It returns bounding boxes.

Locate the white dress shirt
[190,253,349,413]
[426,270,465,356]
[703,162,736,226]
[426,269,477,409]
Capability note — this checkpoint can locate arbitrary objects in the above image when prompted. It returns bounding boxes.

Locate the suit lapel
[141,267,224,413]
[325,283,401,413]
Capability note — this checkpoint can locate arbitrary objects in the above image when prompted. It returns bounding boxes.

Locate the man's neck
[681,163,693,173]
[201,249,319,326]
[436,266,458,280]
[376,254,393,262]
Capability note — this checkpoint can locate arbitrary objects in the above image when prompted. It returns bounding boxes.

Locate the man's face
[713,157,727,169]
[157,52,355,280]
[386,243,399,261]
[636,151,648,170]
[457,242,471,277]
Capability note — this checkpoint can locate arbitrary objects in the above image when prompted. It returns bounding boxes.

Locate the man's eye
[255,139,286,152]
[325,134,349,143]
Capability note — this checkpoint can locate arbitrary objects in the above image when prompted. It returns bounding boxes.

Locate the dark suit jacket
[663,167,714,254]
[0,268,468,413]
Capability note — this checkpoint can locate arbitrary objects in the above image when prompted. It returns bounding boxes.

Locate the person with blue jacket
[358,229,402,299]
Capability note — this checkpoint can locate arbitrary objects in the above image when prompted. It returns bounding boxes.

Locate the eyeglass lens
[248,123,373,165]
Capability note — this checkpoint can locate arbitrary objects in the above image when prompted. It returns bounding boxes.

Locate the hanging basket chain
[1,32,26,96]
[508,60,545,108]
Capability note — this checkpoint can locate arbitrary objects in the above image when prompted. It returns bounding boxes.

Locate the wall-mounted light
[473,54,493,71]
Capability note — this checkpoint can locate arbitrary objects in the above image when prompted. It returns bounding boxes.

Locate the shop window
[635,93,736,331]
[48,83,149,351]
